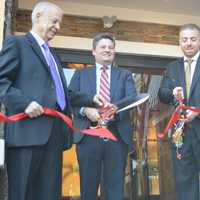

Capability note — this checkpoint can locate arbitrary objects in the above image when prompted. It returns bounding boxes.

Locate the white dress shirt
[184,51,200,84]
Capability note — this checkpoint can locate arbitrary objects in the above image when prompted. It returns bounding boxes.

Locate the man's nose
[186,39,192,45]
[55,22,60,30]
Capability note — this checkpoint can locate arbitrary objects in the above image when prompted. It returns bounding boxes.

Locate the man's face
[92,38,115,65]
[179,29,200,58]
[36,9,62,41]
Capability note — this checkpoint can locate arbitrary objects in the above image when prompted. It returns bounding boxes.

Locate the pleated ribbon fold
[158,105,200,139]
[0,107,117,141]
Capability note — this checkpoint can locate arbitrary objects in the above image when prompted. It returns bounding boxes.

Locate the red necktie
[99,65,110,102]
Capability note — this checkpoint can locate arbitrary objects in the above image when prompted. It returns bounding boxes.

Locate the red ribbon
[158,105,200,139]
[0,107,117,141]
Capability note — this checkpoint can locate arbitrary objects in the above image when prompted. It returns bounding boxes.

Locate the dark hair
[92,32,115,49]
[180,23,200,33]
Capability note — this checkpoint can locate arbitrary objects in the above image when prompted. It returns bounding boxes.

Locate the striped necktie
[99,65,110,102]
[185,59,193,99]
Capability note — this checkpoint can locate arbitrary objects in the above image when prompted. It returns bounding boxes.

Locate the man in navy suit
[159,23,200,200]
[0,2,104,200]
[69,32,138,200]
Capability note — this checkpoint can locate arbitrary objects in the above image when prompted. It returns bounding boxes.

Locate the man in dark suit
[69,32,138,200]
[0,2,104,200]
[158,23,200,200]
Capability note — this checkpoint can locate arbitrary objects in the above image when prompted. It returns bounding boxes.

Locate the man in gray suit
[0,2,103,200]
[69,32,138,200]
[159,23,200,200]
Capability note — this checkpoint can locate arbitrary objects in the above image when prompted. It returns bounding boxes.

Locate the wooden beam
[15,9,180,45]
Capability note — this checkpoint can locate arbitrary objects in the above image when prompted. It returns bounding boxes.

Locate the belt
[90,123,110,142]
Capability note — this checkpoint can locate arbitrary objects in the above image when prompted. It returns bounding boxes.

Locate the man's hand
[25,101,44,118]
[184,109,199,122]
[93,95,106,107]
[83,107,100,122]
[99,103,118,121]
[173,87,184,101]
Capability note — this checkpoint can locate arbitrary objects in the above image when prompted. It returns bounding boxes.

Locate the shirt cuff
[80,107,86,116]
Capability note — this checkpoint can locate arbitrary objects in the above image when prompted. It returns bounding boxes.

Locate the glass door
[126,71,175,200]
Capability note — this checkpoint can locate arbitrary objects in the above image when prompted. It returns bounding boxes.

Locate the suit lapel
[177,58,187,96]
[110,66,119,101]
[88,66,96,95]
[189,55,200,98]
[26,33,68,89]
[25,33,50,73]
[51,49,68,89]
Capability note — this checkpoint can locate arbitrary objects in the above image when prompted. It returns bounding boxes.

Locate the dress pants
[7,117,64,200]
[77,135,128,200]
[172,127,200,200]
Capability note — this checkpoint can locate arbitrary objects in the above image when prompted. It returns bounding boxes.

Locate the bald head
[31,1,63,42]
[31,2,63,25]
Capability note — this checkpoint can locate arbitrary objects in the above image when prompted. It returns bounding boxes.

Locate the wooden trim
[15,9,180,45]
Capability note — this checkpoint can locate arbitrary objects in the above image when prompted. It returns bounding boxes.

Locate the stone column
[0,0,5,47]
[0,0,14,199]
[0,105,7,200]
[4,0,14,37]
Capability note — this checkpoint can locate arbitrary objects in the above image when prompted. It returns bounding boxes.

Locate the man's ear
[35,12,41,23]
[92,49,95,57]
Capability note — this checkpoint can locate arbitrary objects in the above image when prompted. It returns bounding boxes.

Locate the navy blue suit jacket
[159,56,200,139]
[69,65,138,148]
[0,33,94,148]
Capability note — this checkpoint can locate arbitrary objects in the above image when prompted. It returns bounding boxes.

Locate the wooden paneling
[15,9,180,45]
[158,140,175,200]
[158,103,176,200]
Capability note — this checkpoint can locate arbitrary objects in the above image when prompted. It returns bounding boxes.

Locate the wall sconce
[102,15,117,28]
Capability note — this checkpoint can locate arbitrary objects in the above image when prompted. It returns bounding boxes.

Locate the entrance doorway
[55,48,177,200]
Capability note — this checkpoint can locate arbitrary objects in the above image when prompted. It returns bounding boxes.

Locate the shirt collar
[96,63,112,71]
[30,30,46,47]
[184,51,200,62]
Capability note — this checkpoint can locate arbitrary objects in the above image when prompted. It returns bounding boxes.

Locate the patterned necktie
[185,59,193,99]
[99,65,110,102]
[42,42,66,110]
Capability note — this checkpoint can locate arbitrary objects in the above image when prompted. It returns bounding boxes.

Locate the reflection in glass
[128,73,163,200]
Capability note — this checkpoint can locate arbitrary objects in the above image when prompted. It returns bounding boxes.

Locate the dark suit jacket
[0,33,94,148]
[69,65,138,147]
[158,56,200,139]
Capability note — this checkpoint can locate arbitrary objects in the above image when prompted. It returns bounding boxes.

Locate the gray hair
[31,1,63,24]
[180,23,200,34]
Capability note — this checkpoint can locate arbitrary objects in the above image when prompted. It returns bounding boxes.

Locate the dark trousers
[77,135,128,200]
[172,128,200,200]
[7,118,63,200]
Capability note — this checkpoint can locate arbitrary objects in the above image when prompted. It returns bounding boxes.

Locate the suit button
[51,85,55,89]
